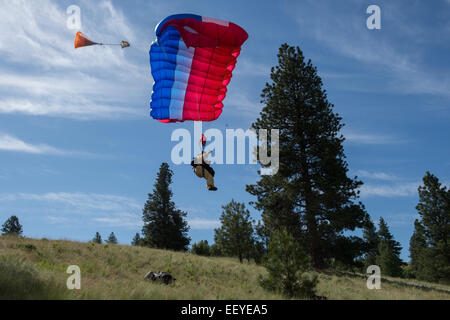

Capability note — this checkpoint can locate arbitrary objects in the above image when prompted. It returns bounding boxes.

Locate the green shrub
[260,229,318,298]
[191,240,211,256]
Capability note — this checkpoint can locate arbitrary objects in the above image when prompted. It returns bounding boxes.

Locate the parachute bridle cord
[97,41,130,49]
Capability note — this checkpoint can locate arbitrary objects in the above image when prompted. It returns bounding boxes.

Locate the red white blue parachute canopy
[149,14,248,123]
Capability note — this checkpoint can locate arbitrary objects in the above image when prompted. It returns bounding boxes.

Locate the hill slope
[0,237,449,300]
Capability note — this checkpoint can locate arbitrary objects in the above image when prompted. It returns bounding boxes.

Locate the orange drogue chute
[74,31,98,49]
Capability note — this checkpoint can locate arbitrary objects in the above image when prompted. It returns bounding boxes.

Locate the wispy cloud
[354,170,398,181]
[188,218,221,230]
[385,213,420,227]
[0,0,149,120]
[238,58,270,77]
[289,1,450,98]
[0,192,141,212]
[92,212,142,228]
[1,191,143,229]
[344,130,405,145]
[0,133,96,157]
[1,191,222,230]
[46,216,71,224]
[359,182,419,198]
[226,91,262,118]
[0,99,143,120]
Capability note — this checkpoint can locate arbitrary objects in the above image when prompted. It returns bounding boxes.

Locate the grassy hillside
[1,236,449,300]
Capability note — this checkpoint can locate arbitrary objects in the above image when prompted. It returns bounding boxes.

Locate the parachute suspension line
[201,142,205,177]
[201,134,206,177]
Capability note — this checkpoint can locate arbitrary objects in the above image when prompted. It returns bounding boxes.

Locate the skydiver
[191,150,218,191]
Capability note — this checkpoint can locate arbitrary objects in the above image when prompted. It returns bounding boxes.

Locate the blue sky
[0,0,449,261]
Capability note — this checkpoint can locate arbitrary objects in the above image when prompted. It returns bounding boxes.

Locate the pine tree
[210,243,223,257]
[106,232,118,244]
[260,229,318,298]
[377,218,402,256]
[363,218,379,268]
[246,44,367,268]
[1,216,23,236]
[191,240,211,256]
[412,172,450,283]
[92,232,102,244]
[214,200,255,263]
[376,217,403,277]
[142,163,190,251]
[409,219,427,276]
[132,233,142,246]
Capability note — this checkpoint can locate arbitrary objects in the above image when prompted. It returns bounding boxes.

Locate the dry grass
[316,273,449,300]
[0,236,449,300]
[0,236,279,300]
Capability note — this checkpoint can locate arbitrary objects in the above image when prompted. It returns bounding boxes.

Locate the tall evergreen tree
[411,172,450,283]
[377,217,402,256]
[1,216,23,236]
[214,200,255,263]
[142,163,190,251]
[362,218,379,268]
[191,240,211,256]
[132,233,142,246]
[376,217,403,277]
[92,232,102,244]
[246,44,367,268]
[260,229,317,298]
[409,219,427,276]
[106,232,118,244]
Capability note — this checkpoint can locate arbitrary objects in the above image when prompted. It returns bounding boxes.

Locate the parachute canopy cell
[149,14,248,123]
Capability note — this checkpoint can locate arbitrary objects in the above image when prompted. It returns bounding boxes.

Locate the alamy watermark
[171,122,279,175]
[66,265,81,290]
[66,5,81,30]
[366,265,381,290]
[366,5,381,30]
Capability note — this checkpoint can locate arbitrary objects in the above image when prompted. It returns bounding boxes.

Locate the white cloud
[354,170,398,181]
[1,191,143,229]
[385,213,420,227]
[344,130,404,145]
[238,58,270,77]
[93,212,142,228]
[46,216,71,224]
[289,1,450,98]
[0,99,142,120]
[226,91,262,117]
[188,218,221,230]
[0,133,95,156]
[0,0,149,120]
[1,191,221,230]
[359,182,419,198]
[0,192,141,212]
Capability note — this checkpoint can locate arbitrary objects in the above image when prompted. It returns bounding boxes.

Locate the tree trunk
[301,142,323,269]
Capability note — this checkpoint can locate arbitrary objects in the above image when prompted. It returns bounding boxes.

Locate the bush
[191,240,211,256]
[260,229,318,298]
[402,264,416,279]
[210,243,223,257]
